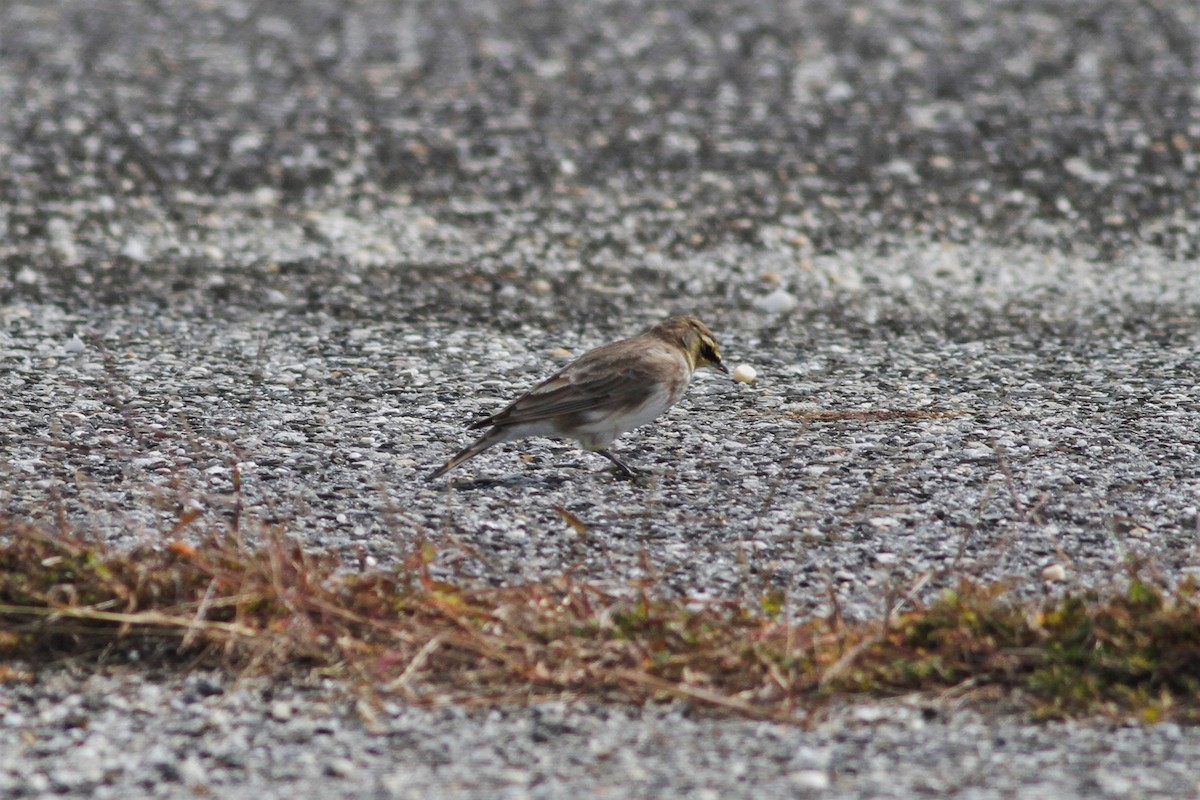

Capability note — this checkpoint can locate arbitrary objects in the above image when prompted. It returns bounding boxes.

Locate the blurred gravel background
[2,0,1200,797]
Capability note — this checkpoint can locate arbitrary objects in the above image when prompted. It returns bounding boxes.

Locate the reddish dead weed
[3,517,1200,723]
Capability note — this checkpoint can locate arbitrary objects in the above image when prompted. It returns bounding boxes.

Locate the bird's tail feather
[426,427,511,480]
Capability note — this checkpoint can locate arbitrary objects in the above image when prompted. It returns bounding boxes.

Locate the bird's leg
[596,449,642,477]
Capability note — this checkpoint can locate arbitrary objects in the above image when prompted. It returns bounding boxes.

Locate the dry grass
[3,514,1200,723]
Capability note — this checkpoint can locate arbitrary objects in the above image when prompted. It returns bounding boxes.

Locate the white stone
[1042,564,1066,582]
[755,288,799,313]
[732,363,757,383]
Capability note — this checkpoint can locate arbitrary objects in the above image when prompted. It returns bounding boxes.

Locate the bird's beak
[714,360,729,374]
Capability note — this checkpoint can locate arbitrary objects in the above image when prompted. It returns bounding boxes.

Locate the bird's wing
[470,354,658,430]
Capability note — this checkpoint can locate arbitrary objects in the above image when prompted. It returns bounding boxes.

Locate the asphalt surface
[2,0,1200,797]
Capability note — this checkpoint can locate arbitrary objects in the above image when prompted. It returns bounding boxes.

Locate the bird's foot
[596,449,645,479]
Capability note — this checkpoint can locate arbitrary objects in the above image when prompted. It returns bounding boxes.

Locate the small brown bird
[427,316,728,480]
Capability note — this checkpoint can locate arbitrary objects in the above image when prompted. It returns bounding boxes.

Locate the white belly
[570,382,684,450]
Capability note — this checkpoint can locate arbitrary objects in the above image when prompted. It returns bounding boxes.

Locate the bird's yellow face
[672,318,727,374]
[692,330,727,373]
[647,316,729,373]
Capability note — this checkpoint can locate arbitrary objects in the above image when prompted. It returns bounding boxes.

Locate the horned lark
[427,316,728,480]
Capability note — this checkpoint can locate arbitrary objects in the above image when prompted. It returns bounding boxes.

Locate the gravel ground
[2,0,1200,796]
[2,670,1199,799]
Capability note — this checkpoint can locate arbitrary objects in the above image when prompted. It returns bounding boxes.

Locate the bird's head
[652,316,728,374]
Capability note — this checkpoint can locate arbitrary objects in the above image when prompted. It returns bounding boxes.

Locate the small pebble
[732,364,757,383]
[121,237,150,262]
[1041,564,1066,582]
[791,769,831,790]
[178,758,207,786]
[754,288,798,314]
